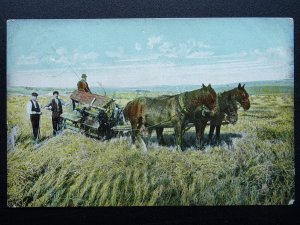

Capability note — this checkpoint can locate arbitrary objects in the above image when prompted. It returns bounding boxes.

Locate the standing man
[26,92,42,142]
[77,73,91,93]
[45,91,69,136]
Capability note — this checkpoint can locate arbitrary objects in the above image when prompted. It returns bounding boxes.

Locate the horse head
[235,83,250,111]
[224,93,238,124]
[200,83,218,116]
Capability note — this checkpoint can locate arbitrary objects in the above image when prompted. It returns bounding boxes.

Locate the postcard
[7,18,294,206]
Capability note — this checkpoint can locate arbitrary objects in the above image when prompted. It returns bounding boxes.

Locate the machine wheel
[61,119,66,129]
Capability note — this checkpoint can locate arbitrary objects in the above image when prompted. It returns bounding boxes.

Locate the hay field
[7,90,294,206]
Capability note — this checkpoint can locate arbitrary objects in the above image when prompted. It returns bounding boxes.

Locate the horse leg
[72,100,76,110]
[130,121,138,145]
[208,124,215,145]
[215,125,221,144]
[136,117,147,152]
[174,123,184,151]
[147,128,153,146]
[199,121,207,149]
[156,128,166,146]
[195,122,201,149]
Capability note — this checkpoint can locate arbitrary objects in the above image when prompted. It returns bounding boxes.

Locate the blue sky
[7,18,293,88]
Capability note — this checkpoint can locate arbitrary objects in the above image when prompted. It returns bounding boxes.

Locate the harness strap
[178,92,189,115]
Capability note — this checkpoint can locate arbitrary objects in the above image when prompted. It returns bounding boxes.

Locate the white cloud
[157,39,213,59]
[105,47,124,58]
[147,36,162,49]
[182,40,212,58]
[186,51,214,59]
[197,42,210,49]
[117,54,160,63]
[205,52,248,61]
[159,42,177,58]
[246,47,293,66]
[73,51,98,61]
[135,43,142,51]
[267,47,292,59]
[49,55,69,64]
[55,47,66,55]
[46,50,99,66]
[16,53,40,65]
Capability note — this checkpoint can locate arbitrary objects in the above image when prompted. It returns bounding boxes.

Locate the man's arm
[86,82,91,93]
[44,101,52,110]
[26,101,33,115]
[60,99,70,106]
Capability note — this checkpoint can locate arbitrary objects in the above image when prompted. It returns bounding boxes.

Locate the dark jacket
[30,100,41,119]
[77,79,91,93]
[30,100,40,112]
[47,99,63,114]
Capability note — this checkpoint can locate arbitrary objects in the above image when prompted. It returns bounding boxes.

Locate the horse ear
[242,84,245,89]
[202,84,206,88]
[238,83,242,89]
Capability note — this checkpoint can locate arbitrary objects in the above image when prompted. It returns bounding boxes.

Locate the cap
[81,74,87,78]
[53,91,59,95]
[32,92,38,97]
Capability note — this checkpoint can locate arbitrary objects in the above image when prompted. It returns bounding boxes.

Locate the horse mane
[218,88,237,96]
[217,88,238,113]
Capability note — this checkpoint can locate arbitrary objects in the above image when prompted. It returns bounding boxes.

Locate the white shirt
[26,100,39,115]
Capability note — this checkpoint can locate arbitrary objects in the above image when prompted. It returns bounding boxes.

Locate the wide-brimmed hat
[31,92,38,97]
[81,74,87,78]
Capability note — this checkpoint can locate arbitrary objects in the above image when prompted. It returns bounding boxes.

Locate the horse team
[124,83,250,151]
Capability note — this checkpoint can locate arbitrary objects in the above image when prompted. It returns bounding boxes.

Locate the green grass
[7,92,294,206]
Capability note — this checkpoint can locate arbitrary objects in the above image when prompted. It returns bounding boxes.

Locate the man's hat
[82,74,87,78]
[31,92,38,97]
[53,91,59,95]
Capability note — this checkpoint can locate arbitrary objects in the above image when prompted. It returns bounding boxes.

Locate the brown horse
[123,84,218,151]
[195,83,250,147]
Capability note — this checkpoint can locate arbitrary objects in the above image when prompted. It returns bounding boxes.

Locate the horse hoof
[137,143,147,152]
[198,146,205,151]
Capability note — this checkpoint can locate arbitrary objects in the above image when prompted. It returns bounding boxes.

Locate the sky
[7,18,294,88]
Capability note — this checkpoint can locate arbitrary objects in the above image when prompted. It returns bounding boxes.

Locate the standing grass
[7,92,294,206]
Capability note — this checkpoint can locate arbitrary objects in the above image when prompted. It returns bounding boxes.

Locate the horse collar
[178,93,189,115]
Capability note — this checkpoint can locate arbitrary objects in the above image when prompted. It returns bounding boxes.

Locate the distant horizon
[7,77,293,90]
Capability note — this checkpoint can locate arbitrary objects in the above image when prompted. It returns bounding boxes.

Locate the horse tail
[123,101,131,122]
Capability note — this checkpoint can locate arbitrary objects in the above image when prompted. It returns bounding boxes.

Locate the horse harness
[178,92,190,115]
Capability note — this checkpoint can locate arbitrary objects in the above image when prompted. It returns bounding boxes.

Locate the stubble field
[7,90,294,206]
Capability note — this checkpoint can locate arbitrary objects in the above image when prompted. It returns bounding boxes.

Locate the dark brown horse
[194,91,238,148]
[154,90,238,148]
[123,84,218,151]
[195,83,250,147]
